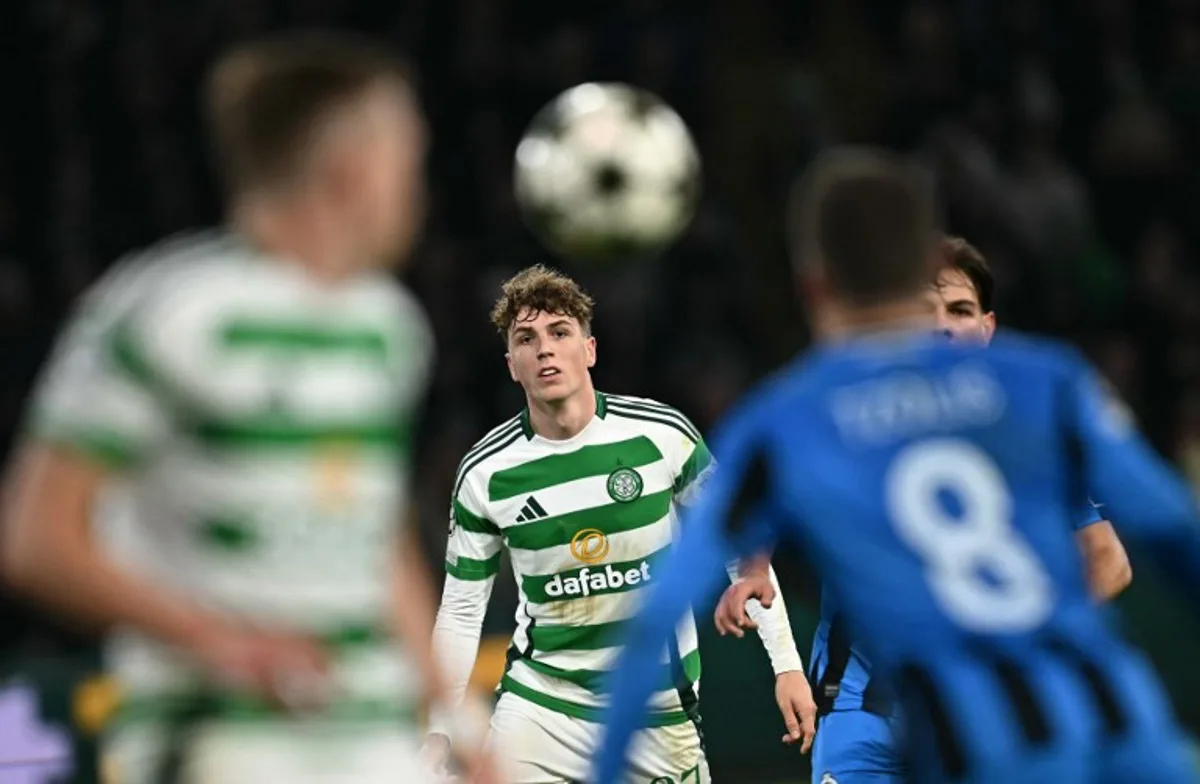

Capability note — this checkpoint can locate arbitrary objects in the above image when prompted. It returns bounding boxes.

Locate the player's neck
[232,198,358,283]
[821,298,934,343]
[526,383,598,441]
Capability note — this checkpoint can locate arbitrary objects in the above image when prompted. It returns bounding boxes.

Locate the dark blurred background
[1,0,1199,780]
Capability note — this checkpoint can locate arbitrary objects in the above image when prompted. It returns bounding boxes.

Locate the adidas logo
[515,496,548,523]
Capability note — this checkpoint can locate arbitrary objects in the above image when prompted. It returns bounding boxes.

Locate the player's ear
[981,312,996,343]
[585,335,596,368]
[798,267,839,338]
[319,134,363,202]
[796,265,827,307]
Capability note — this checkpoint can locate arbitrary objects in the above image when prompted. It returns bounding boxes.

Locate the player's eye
[554,328,569,338]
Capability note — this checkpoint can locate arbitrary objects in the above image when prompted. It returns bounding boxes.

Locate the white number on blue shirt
[885,438,1054,633]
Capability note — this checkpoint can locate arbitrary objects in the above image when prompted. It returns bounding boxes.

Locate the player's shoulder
[134,229,250,282]
[737,354,822,417]
[984,330,1091,379]
[56,231,239,348]
[342,269,430,322]
[100,230,259,321]
[80,230,229,310]
[601,393,703,444]
[453,413,528,496]
[704,354,826,451]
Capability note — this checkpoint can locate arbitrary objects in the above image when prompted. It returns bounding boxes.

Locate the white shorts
[103,720,429,784]
[488,691,710,784]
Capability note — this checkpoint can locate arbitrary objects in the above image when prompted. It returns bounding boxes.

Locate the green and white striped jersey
[28,231,433,720]
[446,392,715,725]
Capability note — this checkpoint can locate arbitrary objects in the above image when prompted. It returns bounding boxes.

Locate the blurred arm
[1,443,218,649]
[679,431,803,674]
[391,518,453,707]
[1066,363,1200,599]
[596,502,734,784]
[595,418,779,784]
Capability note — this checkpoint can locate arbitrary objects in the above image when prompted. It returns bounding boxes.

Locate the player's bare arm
[773,672,816,752]
[2,443,330,704]
[1076,520,1132,600]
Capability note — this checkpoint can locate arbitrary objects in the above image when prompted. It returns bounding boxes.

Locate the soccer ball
[513,82,701,263]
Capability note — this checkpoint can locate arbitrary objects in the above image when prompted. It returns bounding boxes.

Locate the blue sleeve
[1064,359,1200,599]
[592,413,781,784]
[1073,497,1103,530]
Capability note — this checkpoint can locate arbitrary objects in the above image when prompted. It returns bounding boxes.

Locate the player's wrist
[770,651,806,677]
[428,693,489,752]
[137,598,229,655]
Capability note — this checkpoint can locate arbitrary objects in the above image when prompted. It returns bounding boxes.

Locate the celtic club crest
[606,466,643,503]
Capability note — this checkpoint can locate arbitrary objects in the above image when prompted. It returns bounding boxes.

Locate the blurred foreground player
[714,236,1134,784]
[2,32,493,784]
[595,148,1200,784]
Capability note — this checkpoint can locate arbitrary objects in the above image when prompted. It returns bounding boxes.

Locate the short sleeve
[1073,497,1104,530]
[1060,348,1197,540]
[27,303,174,470]
[674,437,716,507]
[444,473,504,582]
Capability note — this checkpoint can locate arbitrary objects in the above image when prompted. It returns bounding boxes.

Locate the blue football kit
[594,331,1200,784]
[808,499,1106,784]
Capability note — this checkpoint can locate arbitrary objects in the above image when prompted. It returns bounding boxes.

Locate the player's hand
[187,621,333,710]
[775,670,817,753]
[713,574,776,638]
[420,733,503,784]
[460,747,504,784]
[419,733,454,780]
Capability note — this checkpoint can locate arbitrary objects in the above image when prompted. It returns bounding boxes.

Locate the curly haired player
[426,265,816,783]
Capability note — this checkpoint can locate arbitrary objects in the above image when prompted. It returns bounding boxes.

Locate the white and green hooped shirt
[27,231,434,723]
[436,393,718,726]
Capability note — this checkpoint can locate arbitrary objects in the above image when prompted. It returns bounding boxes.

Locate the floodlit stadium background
[1,1,1200,781]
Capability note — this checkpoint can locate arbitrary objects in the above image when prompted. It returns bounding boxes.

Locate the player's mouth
[538,366,562,380]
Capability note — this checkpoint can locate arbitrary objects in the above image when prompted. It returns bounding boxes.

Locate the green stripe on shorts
[499,674,691,727]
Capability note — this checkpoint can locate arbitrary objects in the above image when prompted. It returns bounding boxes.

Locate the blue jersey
[809,499,1106,719]
[595,331,1200,784]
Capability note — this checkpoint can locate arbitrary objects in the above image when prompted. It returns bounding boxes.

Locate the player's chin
[531,379,573,403]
